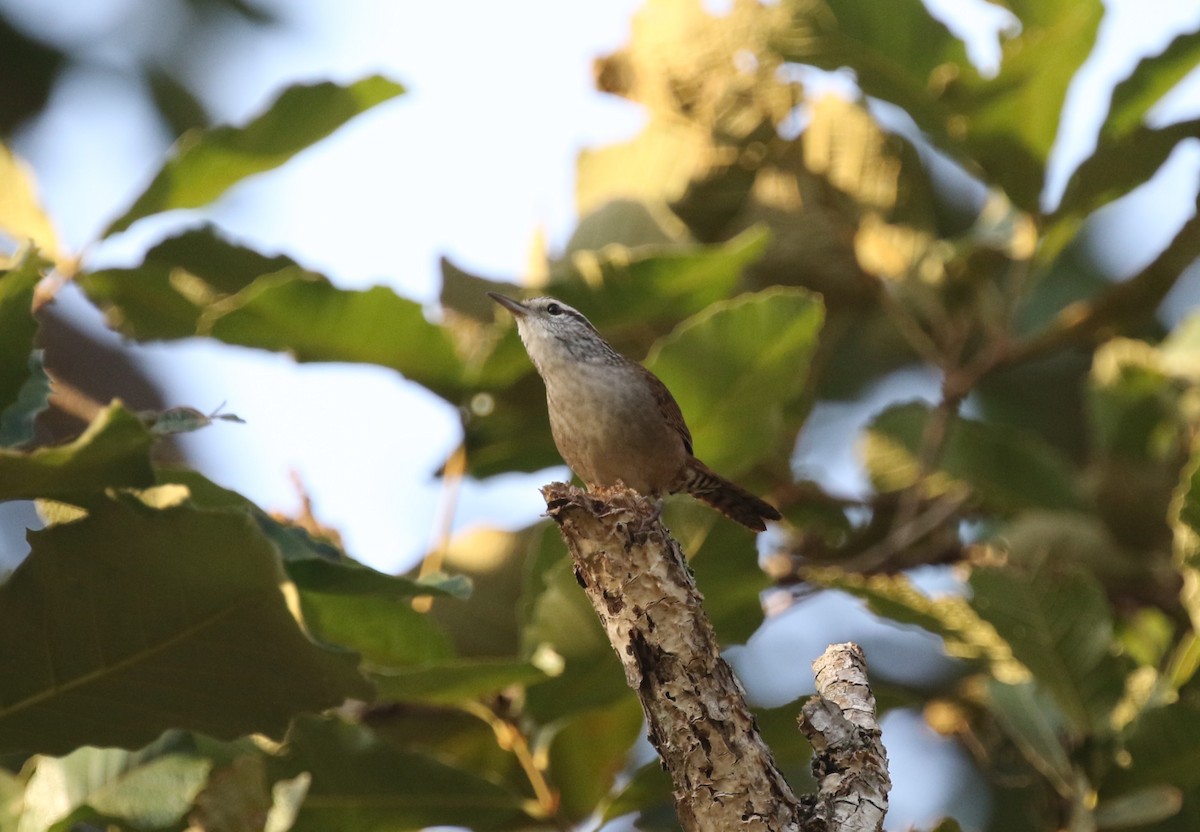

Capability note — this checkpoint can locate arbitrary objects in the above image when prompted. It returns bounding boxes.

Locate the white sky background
[4,0,1200,827]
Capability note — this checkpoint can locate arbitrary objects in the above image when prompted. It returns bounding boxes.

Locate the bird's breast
[543,363,687,494]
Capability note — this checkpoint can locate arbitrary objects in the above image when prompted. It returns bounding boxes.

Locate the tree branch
[798,643,891,832]
[541,483,890,831]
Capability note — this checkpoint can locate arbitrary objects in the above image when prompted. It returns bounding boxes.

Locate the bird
[488,292,782,531]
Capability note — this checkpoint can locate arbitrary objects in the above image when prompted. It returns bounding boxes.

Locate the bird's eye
[546,303,562,316]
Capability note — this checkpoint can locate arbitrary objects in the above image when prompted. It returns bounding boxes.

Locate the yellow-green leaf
[103,76,404,236]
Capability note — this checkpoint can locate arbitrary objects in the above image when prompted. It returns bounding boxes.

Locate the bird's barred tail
[682,459,781,532]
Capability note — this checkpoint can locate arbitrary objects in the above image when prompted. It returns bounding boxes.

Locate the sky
[3,0,1200,827]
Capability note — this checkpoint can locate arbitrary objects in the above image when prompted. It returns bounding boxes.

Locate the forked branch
[541,482,889,831]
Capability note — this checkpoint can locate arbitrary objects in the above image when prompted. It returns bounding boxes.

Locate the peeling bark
[542,482,803,830]
[541,483,889,831]
[798,644,891,832]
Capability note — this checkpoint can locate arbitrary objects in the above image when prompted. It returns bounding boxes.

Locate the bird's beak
[487,292,528,318]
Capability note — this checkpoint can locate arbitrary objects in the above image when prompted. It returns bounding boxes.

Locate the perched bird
[489,293,781,531]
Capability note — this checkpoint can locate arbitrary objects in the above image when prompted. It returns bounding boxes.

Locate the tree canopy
[2,0,1200,829]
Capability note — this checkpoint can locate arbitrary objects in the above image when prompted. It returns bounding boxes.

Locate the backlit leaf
[268,717,530,832]
[371,657,549,706]
[802,567,1025,677]
[300,591,455,669]
[0,402,154,502]
[0,251,46,446]
[1101,27,1200,145]
[1105,699,1200,793]
[986,679,1074,797]
[0,497,370,754]
[777,0,1104,211]
[862,402,1086,513]
[23,748,211,832]
[970,556,1128,738]
[80,227,465,399]
[548,698,644,823]
[104,76,405,236]
[645,287,823,478]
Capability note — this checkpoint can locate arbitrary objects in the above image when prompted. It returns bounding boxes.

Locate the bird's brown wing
[639,364,693,456]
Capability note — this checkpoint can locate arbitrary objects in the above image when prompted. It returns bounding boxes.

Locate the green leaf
[1106,699,1200,792]
[154,467,471,601]
[575,122,709,218]
[0,402,155,502]
[945,0,1104,212]
[1056,118,1200,227]
[779,0,1105,212]
[925,821,965,832]
[0,352,52,448]
[1174,435,1200,539]
[23,748,211,832]
[286,557,471,601]
[802,568,1025,677]
[103,76,405,236]
[268,716,531,832]
[1003,510,1167,601]
[0,497,370,755]
[523,650,631,726]
[210,270,465,397]
[600,761,674,826]
[776,0,971,139]
[146,67,211,137]
[0,252,44,438]
[522,558,632,722]
[371,657,549,706]
[970,556,1128,738]
[445,227,770,332]
[986,679,1075,797]
[750,703,821,791]
[521,555,610,661]
[80,227,466,399]
[1174,439,1200,628]
[1162,310,1200,376]
[300,590,455,668]
[548,698,644,823]
[1102,27,1200,144]
[0,767,21,830]
[569,197,694,251]
[679,504,770,643]
[421,526,550,661]
[645,287,823,477]
[862,402,1087,513]
[1088,337,1183,463]
[1094,785,1184,829]
[572,227,772,332]
[359,706,523,795]
[154,465,255,508]
[79,225,301,341]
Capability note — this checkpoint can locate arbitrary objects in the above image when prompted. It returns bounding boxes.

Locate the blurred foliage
[0,0,1199,829]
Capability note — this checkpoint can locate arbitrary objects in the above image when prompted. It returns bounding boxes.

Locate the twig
[840,488,970,573]
[413,442,467,613]
[996,190,1200,373]
[45,375,104,423]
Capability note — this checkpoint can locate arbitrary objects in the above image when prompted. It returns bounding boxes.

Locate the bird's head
[488,293,612,368]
